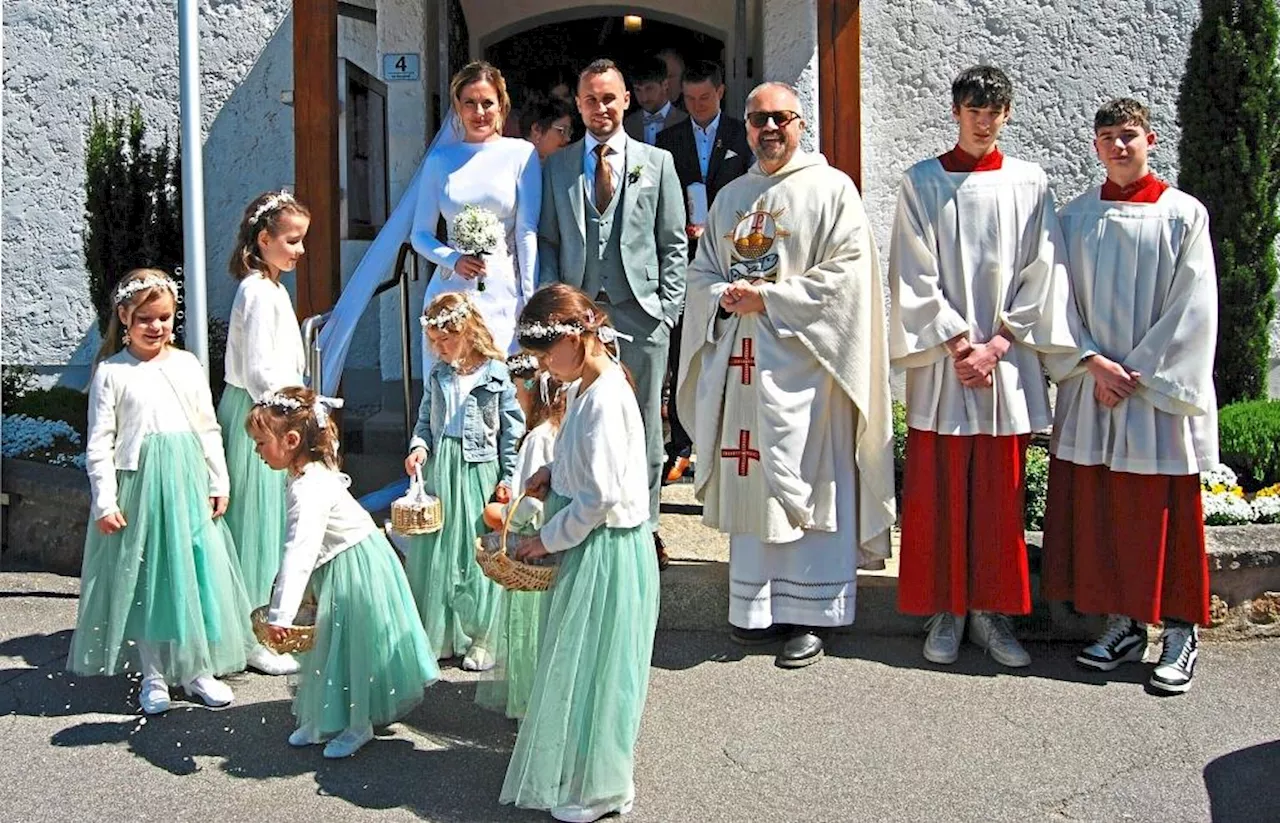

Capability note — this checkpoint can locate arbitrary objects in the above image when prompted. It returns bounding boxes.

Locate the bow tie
[644,112,666,125]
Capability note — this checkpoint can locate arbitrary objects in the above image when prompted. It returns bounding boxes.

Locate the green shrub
[84,100,184,341]
[892,401,908,509]
[1218,399,1280,490]
[1023,445,1050,532]
[1,364,38,408]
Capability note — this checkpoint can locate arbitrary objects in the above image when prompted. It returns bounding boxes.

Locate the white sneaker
[246,644,301,676]
[969,611,1031,667]
[1150,623,1198,694]
[461,645,495,672]
[922,612,967,664]
[322,724,374,759]
[551,797,634,822]
[288,724,333,747]
[183,675,234,707]
[139,676,171,715]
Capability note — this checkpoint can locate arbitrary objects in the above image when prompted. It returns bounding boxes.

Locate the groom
[538,58,688,568]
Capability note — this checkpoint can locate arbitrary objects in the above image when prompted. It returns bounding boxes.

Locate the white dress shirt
[583,129,628,210]
[643,102,673,144]
[692,113,721,179]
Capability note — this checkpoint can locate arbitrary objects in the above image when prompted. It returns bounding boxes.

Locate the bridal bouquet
[452,204,503,291]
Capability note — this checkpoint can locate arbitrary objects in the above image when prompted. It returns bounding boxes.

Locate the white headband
[256,392,344,429]
[113,275,180,306]
[250,190,297,225]
[421,301,473,330]
[506,353,539,375]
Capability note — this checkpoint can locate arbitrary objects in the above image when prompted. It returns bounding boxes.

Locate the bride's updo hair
[451,61,511,134]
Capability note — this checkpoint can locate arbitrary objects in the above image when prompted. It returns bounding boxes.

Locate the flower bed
[1200,463,1280,525]
[1,414,86,470]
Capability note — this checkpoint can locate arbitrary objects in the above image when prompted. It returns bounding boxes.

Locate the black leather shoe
[730,624,791,646]
[776,630,826,668]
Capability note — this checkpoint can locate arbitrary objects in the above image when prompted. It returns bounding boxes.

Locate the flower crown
[506,352,539,377]
[256,392,344,428]
[420,301,473,330]
[113,275,180,306]
[250,190,297,226]
[517,320,585,340]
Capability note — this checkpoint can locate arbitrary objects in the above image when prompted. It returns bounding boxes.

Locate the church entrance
[485,15,726,136]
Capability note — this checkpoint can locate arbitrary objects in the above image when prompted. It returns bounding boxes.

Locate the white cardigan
[541,367,649,554]
[224,272,306,400]
[267,462,379,625]
[86,348,229,520]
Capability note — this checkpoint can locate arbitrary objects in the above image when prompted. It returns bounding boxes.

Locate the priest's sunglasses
[746,110,801,129]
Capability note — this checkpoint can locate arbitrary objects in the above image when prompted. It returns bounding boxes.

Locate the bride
[412,61,540,356]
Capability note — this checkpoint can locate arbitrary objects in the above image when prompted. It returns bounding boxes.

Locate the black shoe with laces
[1149,622,1198,694]
[1076,614,1147,671]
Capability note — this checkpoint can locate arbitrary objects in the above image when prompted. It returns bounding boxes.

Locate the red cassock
[1041,458,1209,625]
[897,429,1033,616]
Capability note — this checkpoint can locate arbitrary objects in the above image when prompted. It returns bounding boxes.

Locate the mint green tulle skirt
[217,384,287,607]
[294,531,440,735]
[500,493,660,814]
[475,493,567,720]
[68,432,255,683]
[405,436,502,659]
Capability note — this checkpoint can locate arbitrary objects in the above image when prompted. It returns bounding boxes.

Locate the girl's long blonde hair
[96,268,179,363]
[423,292,504,363]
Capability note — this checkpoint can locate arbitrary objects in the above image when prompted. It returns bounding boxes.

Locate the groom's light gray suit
[538,134,687,527]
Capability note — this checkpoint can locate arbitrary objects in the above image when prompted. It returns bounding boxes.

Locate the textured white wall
[2,0,295,374]
[760,0,819,152]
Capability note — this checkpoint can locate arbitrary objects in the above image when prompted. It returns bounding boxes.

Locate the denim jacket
[409,359,524,483]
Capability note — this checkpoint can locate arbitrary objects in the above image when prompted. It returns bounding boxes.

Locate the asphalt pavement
[2,571,1277,823]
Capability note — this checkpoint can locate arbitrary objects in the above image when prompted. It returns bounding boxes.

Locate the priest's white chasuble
[677,152,896,629]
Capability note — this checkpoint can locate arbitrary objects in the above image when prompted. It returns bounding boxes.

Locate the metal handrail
[300,241,421,443]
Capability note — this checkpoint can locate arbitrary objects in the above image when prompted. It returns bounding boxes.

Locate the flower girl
[250,386,439,759]
[218,190,312,676]
[475,351,565,719]
[404,292,524,670]
[68,269,256,714]
[500,284,658,823]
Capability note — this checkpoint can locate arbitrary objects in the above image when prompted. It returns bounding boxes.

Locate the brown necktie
[594,143,614,211]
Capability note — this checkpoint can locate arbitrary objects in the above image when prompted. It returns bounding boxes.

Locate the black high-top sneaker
[1076,614,1147,671]
[1149,622,1198,694]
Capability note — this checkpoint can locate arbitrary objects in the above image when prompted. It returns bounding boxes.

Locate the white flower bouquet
[451,204,503,292]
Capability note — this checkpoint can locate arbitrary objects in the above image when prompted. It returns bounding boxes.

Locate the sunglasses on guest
[746,110,801,129]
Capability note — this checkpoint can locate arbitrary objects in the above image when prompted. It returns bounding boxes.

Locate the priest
[676,82,896,669]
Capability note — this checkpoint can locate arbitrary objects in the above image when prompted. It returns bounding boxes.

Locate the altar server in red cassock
[1042,98,1217,695]
[889,66,1077,668]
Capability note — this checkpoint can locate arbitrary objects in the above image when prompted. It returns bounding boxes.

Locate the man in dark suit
[655,60,752,484]
[624,56,688,144]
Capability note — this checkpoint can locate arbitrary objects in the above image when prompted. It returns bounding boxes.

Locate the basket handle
[412,464,426,500]
[501,491,529,557]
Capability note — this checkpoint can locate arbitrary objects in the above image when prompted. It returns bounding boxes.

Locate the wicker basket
[475,492,557,592]
[390,467,444,535]
[250,603,317,654]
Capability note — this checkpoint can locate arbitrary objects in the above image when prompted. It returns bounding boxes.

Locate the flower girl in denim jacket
[404,292,524,670]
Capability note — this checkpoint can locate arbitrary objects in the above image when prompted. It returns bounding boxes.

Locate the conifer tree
[1177,0,1280,403]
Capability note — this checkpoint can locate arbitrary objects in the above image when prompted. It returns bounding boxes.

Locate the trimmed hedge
[1218,399,1280,490]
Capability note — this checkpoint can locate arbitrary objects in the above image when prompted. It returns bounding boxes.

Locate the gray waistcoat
[583,175,629,301]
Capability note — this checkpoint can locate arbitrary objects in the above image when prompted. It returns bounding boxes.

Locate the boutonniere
[628,164,644,185]
[724,149,738,160]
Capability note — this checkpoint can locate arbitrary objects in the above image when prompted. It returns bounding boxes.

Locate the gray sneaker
[970,611,1031,667]
[923,612,967,664]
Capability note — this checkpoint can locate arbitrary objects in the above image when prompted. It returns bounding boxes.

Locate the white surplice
[677,152,896,629]
[888,157,1078,435]
[1046,187,1219,474]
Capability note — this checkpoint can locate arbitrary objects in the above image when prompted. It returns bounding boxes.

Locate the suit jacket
[655,113,753,211]
[538,135,687,327]
[623,106,688,144]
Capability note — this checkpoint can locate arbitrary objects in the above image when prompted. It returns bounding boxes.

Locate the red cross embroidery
[721,429,760,477]
[728,337,755,385]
